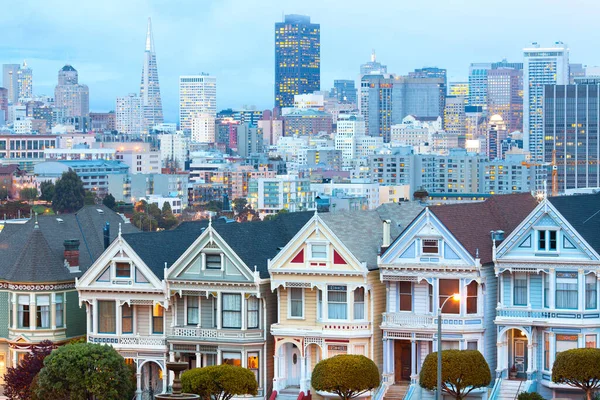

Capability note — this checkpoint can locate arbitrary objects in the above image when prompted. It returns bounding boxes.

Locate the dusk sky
[2,0,599,122]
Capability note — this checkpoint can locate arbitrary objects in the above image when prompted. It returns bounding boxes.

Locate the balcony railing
[496,306,600,322]
[87,334,167,348]
[381,313,483,330]
[167,326,263,341]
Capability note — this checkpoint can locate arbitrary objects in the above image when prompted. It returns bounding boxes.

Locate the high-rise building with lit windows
[468,59,523,108]
[487,68,523,133]
[116,93,143,135]
[140,18,163,134]
[179,73,216,132]
[523,42,569,161]
[17,61,32,101]
[54,65,89,118]
[274,14,320,108]
[3,64,20,104]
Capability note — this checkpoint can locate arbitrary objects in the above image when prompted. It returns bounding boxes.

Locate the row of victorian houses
[1,192,599,400]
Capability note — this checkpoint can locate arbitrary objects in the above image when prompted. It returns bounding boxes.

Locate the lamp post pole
[437,295,458,400]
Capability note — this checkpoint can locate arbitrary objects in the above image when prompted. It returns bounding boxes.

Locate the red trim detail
[333,249,346,264]
[290,249,304,263]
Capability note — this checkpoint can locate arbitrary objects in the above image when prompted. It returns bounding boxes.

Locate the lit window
[248,352,260,382]
[152,304,164,334]
[222,352,241,367]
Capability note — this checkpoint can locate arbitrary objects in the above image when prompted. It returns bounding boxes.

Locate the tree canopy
[52,171,85,213]
[33,342,135,400]
[39,181,55,202]
[20,187,38,203]
[419,350,491,400]
[102,193,116,210]
[311,354,380,400]
[4,340,54,400]
[181,364,258,400]
[552,348,600,400]
[232,198,248,214]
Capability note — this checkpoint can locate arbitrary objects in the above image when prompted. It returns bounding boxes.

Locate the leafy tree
[311,355,379,400]
[552,348,600,400]
[134,199,148,213]
[181,364,258,400]
[52,170,85,213]
[4,340,54,400]
[159,201,178,230]
[419,350,491,400]
[19,187,38,203]
[102,193,116,210]
[33,342,134,400]
[147,203,162,219]
[232,197,248,214]
[517,393,545,400]
[132,212,157,232]
[205,200,223,213]
[39,181,55,202]
[83,191,96,205]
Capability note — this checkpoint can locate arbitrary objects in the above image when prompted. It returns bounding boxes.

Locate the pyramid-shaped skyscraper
[140,17,163,133]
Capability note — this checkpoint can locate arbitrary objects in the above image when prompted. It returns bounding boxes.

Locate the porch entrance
[285,343,301,388]
[509,329,528,379]
[394,341,411,382]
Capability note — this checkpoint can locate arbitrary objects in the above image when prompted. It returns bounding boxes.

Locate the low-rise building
[248,175,315,216]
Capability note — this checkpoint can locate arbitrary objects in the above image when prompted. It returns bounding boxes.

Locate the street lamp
[437,292,461,400]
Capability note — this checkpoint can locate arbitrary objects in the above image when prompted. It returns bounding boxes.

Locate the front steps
[384,383,411,400]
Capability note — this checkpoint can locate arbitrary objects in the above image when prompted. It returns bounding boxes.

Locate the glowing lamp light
[452,293,461,302]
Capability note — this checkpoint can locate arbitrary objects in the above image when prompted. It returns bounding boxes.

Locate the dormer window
[205,254,222,269]
[311,244,327,259]
[538,230,558,252]
[115,262,131,278]
[422,239,439,255]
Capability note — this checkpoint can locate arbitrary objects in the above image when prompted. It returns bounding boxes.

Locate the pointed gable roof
[429,193,538,264]
[549,193,600,253]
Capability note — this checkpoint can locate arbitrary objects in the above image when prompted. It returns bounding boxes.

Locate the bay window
[18,295,30,328]
[399,281,412,311]
[247,352,260,383]
[328,285,347,320]
[439,279,459,314]
[247,296,259,329]
[556,334,578,353]
[586,274,597,309]
[222,294,241,328]
[556,272,578,309]
[354,288,365,319]
[513,273,527,306]
[187,296,199,325]
[122,303,133,334]
[289,288,303,318]
[466,281,478,314]
[586,334,597,348]
[36,295,50,328]
[55,294,64,328]
[98,301,116,333]
[152,304,164,334]
[222,352,241,367]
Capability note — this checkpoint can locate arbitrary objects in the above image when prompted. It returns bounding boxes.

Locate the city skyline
[1,0,598,122]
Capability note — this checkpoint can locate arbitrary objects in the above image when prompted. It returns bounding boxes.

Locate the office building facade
[487,68,523,133]
[116,94,143,135]
[54,65,90,118]
[2,64,20,104]
[179,74,216,132]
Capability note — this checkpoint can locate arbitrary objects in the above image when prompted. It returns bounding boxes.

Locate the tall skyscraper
[544,79,600,192]
[17,61,32,101]
[360,50,387,75]
[54,65,90,118]
[487,68,523,133]
[331,80,357,104]
[444,96,466,136]
[191,114,216,143]
[468,59,523,108]
[0,87,7,124]
[116,93,143,135]
[140,18,163,133]
[448,82,469,97]
[274,14,320,108]
[523,42,569,161]
[179,73,217,132]
[2,64,20,104]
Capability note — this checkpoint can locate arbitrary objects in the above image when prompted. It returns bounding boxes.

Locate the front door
[394,341,412,382]
[287,345,301,387]
[513,338,527,378]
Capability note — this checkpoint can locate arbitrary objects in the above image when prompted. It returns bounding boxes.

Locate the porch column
[496,341,504,375]
[136,371,142,400]
[578,269,585,311]
[92,299,98,334]
[410,339,417,381]
[241,293,247,330]
[216,293,222,329]
[549,332,556,370]
[217,348,222,364]
[169,349,175,386]
[196,352,202,368]
[527,343,534,374]
[549,269,556,309]
[85,303,91,336]
[162,362,168,394]
[300,355,307,393]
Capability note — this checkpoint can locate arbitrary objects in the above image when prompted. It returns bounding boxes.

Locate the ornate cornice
[0,282,75,292]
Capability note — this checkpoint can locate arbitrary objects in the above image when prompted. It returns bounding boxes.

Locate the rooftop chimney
[64,239,80,272]
[381,219,392,254]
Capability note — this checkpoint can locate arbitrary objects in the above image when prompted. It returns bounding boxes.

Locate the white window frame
[307,241,329,261]
[288,288,304,319]
[512,273,529,307]
[536,229,560,253]
[421,238,440,256]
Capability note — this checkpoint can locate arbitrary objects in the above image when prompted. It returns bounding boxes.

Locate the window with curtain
[222,294,241,328]
[544,333,549,370]
[544,273,549,308]
[311,244,327,259]
[513,274,527,306]
[222,352,241,367]
[399,281,412,311]
[328,285,347,320]
[466,281,478,314]
[18,295,30,328]
[36,295,50,328]
[247,352,259,383]
[152,304,164,334]
[55,294,64,328]
[354,288,365,319]
[187,296,199,325]
[586,274,597,309]
[122,304,133,334]
[98,301,116,333]
[556,272,578,309]
[556,334,578,353]
[586,334,597,348]
[439,279,459,314]
[247,296,259,329]
[289,288,303,318]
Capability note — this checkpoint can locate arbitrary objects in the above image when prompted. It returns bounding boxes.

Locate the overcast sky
[2,0,599,122]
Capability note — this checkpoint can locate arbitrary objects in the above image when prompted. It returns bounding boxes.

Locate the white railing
[496,306,600,322]
[381,313,483,329]
[88,334,167,348]
[167,327,263,340]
